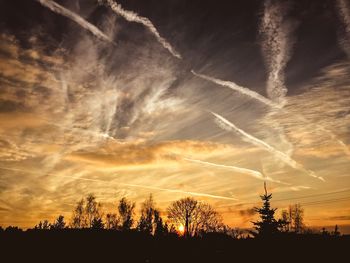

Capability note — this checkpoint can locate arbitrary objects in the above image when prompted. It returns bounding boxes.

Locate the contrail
[0,166,236,201]
[60,175,238,200]
[36,0,114,44]
[191,70,281,109]
[101,0,181,59]
[336,0,350,57]
[63,177,237,201]
[260,0,295,106]
[211,112,325,181]
[183,158,288,185]
[120,183,238,201]
[192,71,350,159]
[191,68,295,170]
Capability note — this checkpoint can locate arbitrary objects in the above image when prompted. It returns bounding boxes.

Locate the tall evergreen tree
[252,183,285,237]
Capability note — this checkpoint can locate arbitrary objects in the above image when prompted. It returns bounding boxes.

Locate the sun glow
[178,224,185,234]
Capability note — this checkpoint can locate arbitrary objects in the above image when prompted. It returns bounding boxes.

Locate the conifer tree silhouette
[252,183,285,237]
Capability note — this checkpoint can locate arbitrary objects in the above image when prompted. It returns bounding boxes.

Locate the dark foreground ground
[1,230,349,262]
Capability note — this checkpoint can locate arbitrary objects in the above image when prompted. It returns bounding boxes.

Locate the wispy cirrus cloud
[260,62,350,161]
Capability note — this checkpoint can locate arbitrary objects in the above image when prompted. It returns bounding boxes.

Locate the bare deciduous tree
[105,213,119,230]
[290,204,304,233]
[196,203,224,234]
[70,194,103,228]
[71,199,85,228]
[51,215,66,230]
[153,209,168,236]
[118,197,135,231]
[137,194,167,235]
[85,194,103,228]
[167,197,223,237]
[280,204,304,233]
[138,194,155,234]
[35,220,50,230]
[280,209,290,232]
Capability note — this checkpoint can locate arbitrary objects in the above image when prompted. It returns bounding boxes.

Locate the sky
[0,0,349,232]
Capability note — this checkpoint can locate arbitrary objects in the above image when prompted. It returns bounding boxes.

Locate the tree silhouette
[118,197,135,231]
[4,226,23,232]
[252,183,285,237]
[153,209,168,236]
[167,197,198,237]
[137,194,155,234]
[280,209,290,232]
[321,227,330,236]
[290,204,304,233]
[280,204,304,233]
[71,199,85,228]
[332,225,340,237]
[35,220,50,230]
[137,194,168,235]
[91,218,104,229]
[85,194,103,228]
[51,215,66,230]
[70,194,103,228]
[105,213,119,230]
[167,197,223,237]
[196,203,224,234]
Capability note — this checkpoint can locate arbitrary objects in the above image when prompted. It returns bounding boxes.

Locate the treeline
[1,188,348,263]
[33,194,229,238]
[0,189,344,238]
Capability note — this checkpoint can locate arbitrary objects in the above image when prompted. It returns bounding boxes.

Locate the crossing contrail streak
[192,69,293,164]
[192,71,350,159]
[62,178,239,201]
[211,112,325,182]
[36,0,114,44]
[120,183,238,201]
[191,70,280,109]
[183,158,288,185]
[102,0,181,59]
[0,167,236,201]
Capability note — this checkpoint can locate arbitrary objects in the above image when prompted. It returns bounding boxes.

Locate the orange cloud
[66,140,238,168]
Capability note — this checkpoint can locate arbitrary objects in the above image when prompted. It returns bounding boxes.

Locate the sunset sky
[0,0,349,232]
